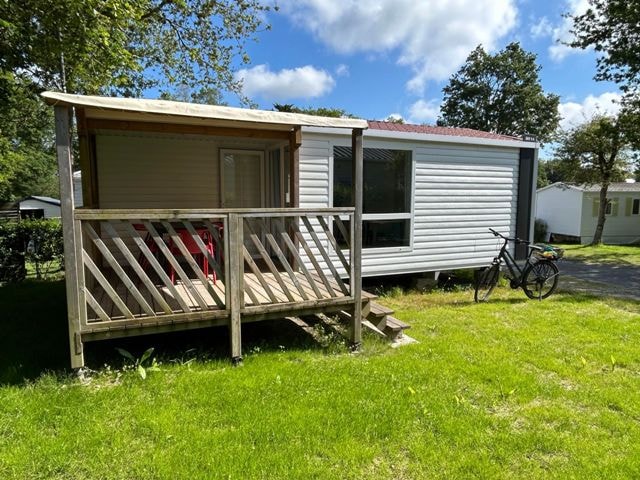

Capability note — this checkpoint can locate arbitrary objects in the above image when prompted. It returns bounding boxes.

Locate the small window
[20,209,45,219]
[633,199,640,215]
[605,201,612,215]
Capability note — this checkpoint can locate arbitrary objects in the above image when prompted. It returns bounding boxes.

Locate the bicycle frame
[492,237,534,287]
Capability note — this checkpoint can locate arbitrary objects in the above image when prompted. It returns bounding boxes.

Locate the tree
[438,42,560,142]
[569,1,640,103]
[0,0,273,98]
[0,0,273,199]
[569,1,640,151]
[554,114,636,244]
[537,158,565,189]
[0,74,58,200]
[273,104,356,118]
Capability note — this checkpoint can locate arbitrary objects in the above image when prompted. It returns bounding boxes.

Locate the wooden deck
[74,209,358,342]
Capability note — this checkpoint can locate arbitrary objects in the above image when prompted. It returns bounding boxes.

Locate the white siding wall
[19,199,61,218]
[73,172,83,207]
[535,185,582,238]
[302,132,523,277]
[580,191,640,244]
[299,138,331,208]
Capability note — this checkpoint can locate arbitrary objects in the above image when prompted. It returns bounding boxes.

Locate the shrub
[19,219,64,279]
[0,221,26,283]
[534,218,548,243]
[0,219,64,282]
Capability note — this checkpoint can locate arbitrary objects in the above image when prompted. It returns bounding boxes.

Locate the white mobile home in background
[536,182,640,244]
[19,196,61,219]
[301,122,538,276]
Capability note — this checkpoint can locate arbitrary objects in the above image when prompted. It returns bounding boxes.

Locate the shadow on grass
[0,280,334,385]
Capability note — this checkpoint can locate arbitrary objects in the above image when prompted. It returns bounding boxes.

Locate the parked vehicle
[475,228,562,302]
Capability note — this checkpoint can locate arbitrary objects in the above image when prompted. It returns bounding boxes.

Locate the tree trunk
[591,184,609,245]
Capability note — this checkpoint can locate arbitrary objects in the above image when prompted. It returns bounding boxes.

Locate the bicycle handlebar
[488,228,529,245]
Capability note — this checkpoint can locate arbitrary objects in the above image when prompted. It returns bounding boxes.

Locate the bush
[534,218,548,243]
[0,221,26,282]
[0,219,64,282]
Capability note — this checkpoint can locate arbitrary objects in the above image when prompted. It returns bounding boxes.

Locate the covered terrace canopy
[43,91,367,369]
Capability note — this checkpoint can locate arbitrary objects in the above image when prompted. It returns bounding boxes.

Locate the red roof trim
[367,121,522,141]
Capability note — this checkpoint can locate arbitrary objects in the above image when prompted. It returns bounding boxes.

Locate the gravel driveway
[558,259,640,301]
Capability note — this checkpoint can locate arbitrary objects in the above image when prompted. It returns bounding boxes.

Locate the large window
[333,146,411,248]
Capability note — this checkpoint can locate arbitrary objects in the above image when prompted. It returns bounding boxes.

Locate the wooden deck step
[362,289,378,301]
[382,315,411,341]
[368,302,394,319]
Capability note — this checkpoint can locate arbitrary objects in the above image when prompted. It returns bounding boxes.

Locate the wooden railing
[72,208,355,334]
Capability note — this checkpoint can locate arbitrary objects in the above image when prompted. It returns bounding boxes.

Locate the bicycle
[474,228,562,302]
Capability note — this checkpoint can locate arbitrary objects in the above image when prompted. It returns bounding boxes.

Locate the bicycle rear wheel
[523,260,559,300]
[474,264,500,303]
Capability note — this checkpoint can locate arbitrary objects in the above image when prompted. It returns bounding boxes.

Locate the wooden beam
[74,207,354,220]
[350,128,364,348]
[55,105,85,369]
[228,213,243,364]
[86,118,291,140]
[289,127,301,208]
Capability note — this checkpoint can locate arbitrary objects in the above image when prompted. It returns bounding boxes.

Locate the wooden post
[350,129,363,349]
[228,213,243,364]
[55,106,84,369]
[289,127,302,270]
[289,127,301,208]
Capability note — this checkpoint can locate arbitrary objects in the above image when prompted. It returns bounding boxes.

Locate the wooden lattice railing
[72,208,355,333]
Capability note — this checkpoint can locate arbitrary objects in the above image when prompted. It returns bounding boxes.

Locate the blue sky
[224,0,622,135]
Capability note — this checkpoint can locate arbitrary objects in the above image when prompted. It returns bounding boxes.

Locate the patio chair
[169,228,216,284]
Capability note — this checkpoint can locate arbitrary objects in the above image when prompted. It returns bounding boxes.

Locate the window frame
[632,198,640,215]
[330,140,415,253]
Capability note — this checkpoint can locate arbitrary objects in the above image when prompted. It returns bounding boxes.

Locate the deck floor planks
[86,271,349,323]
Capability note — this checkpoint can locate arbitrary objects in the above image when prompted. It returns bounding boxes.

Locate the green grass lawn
[556,243,640,266]
[1,280,640,478]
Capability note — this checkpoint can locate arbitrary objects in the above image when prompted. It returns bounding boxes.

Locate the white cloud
[408,99,441,124]
[277,0,517,94]
[335,64,349,77]
[384,113,404,122]
[530,17,553,39]
[235,64,335,100]
[533,0,591,61]
[558,92,622,129]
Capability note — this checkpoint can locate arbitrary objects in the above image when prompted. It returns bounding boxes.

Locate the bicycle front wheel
[474,264,500,303]
[523,260,559,300]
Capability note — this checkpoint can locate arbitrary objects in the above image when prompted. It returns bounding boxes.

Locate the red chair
[169,228,216,284]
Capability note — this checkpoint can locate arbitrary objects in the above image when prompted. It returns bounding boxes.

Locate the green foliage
[0,74,58,200]
[569,1,640,99]
[569,1,640,149]
[0,219,63,282]
[438,42,560,142]
[0,221,26,283]
[116,347,159,380]
[273,103,356,118]
[21,219,64,279]
[536,158,565,188]
[555,115,635,184]
[0,0,274,98]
